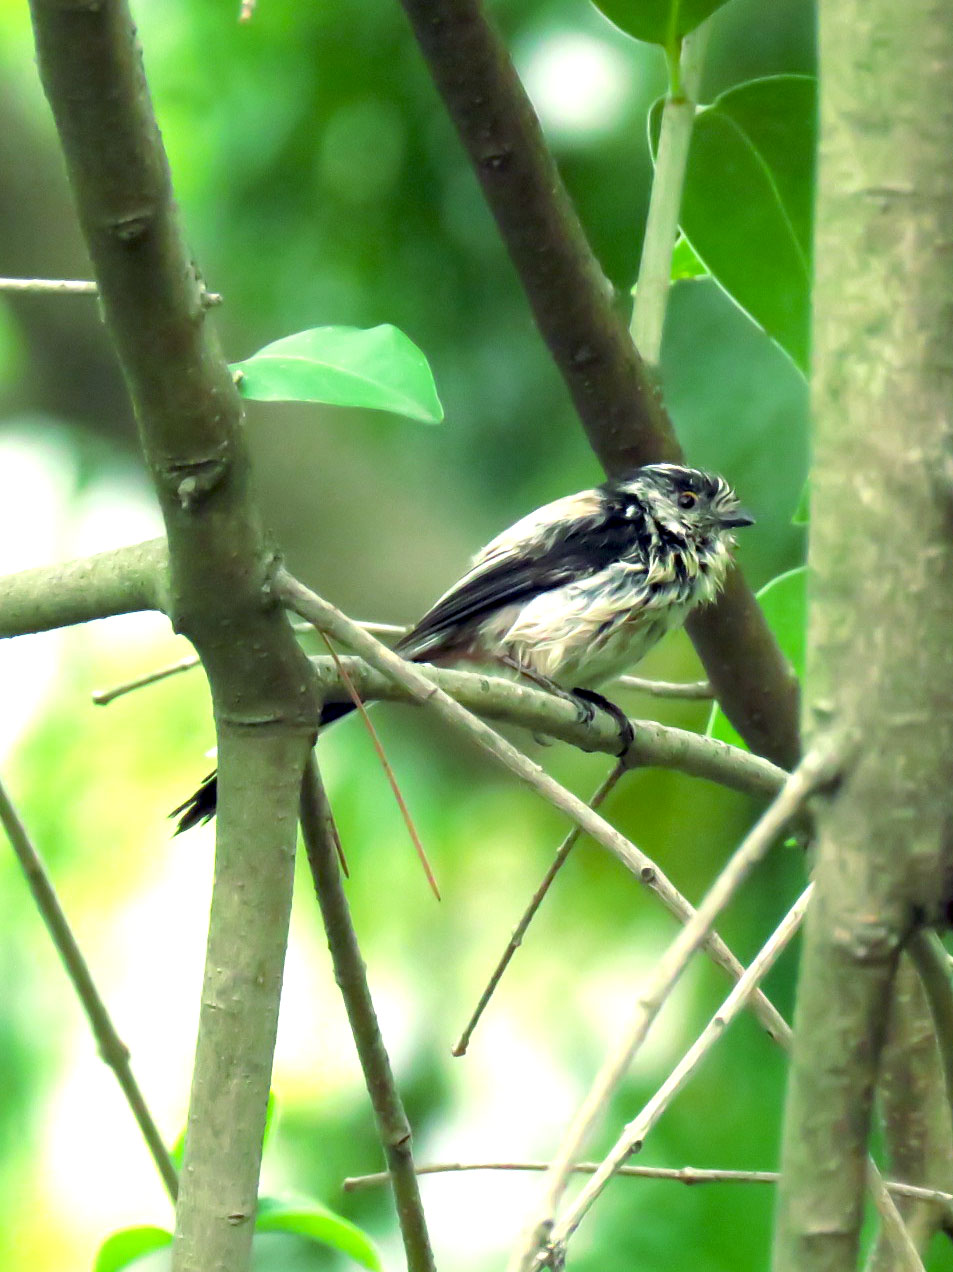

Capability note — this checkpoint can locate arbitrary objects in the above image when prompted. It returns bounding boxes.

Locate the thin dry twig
[614,675,713,699]
[342,1160,953,1208]
[509,741,842,1272]
[275,570,791,1044]
[550,886,812,1248]
[320,632,440,899]
[452,764,626,1057]
[90,619,406,706]
[0,775,178,1201]
[300,755,435,1272]
[0,275,222,305]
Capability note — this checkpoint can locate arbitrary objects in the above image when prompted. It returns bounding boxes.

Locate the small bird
[172,463,753,833]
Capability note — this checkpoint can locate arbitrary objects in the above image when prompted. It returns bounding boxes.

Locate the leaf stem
[630,25,709,366]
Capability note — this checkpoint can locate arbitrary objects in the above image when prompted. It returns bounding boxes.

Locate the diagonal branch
[452,766,626,1057]
[550,887,811,1251]
[393,0,799,769]
[508,741,843,1272]
[276,569,790,1044]
[0,774,178,1202]
[300,756,436,1272]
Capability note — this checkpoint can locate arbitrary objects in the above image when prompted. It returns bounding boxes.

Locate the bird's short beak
[720,508,755,528]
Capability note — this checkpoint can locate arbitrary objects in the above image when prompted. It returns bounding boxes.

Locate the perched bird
[172,463,753,833]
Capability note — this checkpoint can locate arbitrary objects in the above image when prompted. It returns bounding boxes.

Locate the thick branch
[774,4,953,1267]
[0,539,166,637]
[394,0,799,769]
[300,757,435,1272]
[26,6,318,1272]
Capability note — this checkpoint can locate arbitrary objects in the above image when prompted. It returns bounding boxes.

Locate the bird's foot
[571,688,635,757]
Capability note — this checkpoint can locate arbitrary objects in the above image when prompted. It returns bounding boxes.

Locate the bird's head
[611,464,754,544]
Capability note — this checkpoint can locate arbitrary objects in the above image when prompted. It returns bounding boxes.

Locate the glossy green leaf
[708,566,805,748]
[670,234,708,281]
[94,1226,172,1272]
[256,1197,383,1270]
[591,0,730,46]
[653,75,816,370]
[231,324,444,423]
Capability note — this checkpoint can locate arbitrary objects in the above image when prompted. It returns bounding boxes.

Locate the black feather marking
[396,503,648,658]
[171,772,218,835]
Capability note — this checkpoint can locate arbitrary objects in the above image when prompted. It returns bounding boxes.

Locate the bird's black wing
[397,494,642,659]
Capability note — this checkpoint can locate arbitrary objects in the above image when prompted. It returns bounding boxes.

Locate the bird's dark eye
[677,491,697,509]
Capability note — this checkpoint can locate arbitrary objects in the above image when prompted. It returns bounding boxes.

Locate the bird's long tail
[170,698,364,835]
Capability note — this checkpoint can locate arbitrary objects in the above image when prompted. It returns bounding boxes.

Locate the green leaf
[792,480,809,525]
[708,566,805,748]
[94,1226,172,1272]
[256,1197,383,1271]
[652,75,816,370]
[590,0,730,46]
[670,234,708,282]
[231,324,444,423]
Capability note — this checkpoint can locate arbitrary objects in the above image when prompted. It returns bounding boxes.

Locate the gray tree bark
[773,3,953,1269]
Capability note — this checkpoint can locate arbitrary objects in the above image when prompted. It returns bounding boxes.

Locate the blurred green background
[0,0,924,1269]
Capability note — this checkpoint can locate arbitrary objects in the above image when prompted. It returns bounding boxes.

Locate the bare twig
[452,765,626,1057]
[550,886,811,1248]
[614,676,713,700]
[0,775,178,1201]
[344,1161,953,1208]
[509,742,841,1272]
[0,275,222,304]
[299,755,436,1272]
[319,632,440,899]
[90,619,407,705]
[276,571,790,1043]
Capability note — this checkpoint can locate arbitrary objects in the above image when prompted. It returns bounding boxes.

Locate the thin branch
[277,571,790,1045]
[0,275,221,304]
[0,539,167,639]
[299,755,436,1272]
[452,765,625,1057]
[550,886,811,1249]
[614,675,712,699]
[344,1161,953,1208]
[907,931,953,1119]
[865,953,953,1271]
[319,633,440,900]
[393,0,800,770]
[305,657,785,801]
[0,774,178,1201]
[90,619,407,706]
[629,25,709,365]
[509,741,842,1272]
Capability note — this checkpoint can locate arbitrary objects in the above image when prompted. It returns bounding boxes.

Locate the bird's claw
[571,688,635,758]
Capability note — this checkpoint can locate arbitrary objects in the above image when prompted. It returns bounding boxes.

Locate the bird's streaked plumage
[172,463,752,833]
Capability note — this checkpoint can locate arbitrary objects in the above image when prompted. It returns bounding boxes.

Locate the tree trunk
[773,3,953,1269]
